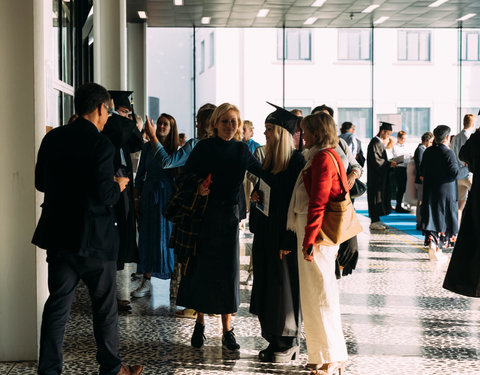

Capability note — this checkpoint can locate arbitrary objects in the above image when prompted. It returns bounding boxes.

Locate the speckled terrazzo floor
[4,200,480,374]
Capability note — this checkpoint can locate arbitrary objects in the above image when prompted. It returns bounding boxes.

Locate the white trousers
[296,214,348,365]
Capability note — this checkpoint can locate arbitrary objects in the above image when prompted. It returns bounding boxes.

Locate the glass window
[338,108,373,138]
[209,32,215,68]
[398,30,431,61]
[338,29,371,61]
[462,31,480,61]
[277,29,311,61]
[200,40,205,74]
[397,108,430,136]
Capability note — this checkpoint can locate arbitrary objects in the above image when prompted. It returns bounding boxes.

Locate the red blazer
[302,148,349,249]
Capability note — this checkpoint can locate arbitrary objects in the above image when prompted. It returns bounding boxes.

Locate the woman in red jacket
[287,112,348,374]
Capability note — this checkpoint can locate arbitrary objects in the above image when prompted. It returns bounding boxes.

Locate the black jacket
[32,117,121,260]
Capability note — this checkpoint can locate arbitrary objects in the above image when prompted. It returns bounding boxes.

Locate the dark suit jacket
[32,117,121,261]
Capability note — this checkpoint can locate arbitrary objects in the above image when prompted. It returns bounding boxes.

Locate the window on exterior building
[277,29,311,61]
[209,32,215,68]
[398,107,430,136]
[338,108,373,138]
[338,29,371,61]
[462,32,480,61]
[398,30,431,61]
[200,40,205,74]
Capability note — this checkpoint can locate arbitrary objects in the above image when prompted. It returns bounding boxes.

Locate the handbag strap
[324,149,348,195]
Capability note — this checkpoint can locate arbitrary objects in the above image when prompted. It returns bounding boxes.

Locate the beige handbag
[315,150,363,246]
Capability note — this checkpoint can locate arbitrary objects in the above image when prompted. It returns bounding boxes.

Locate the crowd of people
[32,82,480,375]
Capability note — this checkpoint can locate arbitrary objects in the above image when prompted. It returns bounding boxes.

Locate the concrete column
[93,0,127,89]
[127,22,147,118]
[0,0,49,360]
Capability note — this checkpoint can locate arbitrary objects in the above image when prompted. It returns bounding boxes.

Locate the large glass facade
[147,27,480,144]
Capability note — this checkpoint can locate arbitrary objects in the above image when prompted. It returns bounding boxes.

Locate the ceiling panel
[128,0,480,28]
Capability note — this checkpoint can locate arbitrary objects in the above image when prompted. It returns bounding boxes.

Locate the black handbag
[350,179,366,199]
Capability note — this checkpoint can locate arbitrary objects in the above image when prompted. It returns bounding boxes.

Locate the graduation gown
[249,151,305,342]
[444,131,480,297]
[420,143,458,235]
[102,114,144,266]
[367,137,392,220]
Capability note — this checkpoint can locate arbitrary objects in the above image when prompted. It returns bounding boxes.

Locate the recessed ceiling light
[311,0,327,7]
[362,5,380,13]
[457,13,476,21]
[304,17,318,25]
[374,16,389,24]
[138,11,147,19]
[257,9,270,17]
[428,0,449,7]
[201,17,211,24]
[174,0,183,5]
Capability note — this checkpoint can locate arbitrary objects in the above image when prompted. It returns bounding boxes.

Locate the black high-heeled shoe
[272,345,299,363]
[258,345,274,362]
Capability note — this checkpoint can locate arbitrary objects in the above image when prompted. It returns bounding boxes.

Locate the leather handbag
[315,150,363,247]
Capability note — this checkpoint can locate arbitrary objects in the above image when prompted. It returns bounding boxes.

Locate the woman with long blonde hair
[287,112,349,374]
[249,104,305,363]
[176,103,269,351]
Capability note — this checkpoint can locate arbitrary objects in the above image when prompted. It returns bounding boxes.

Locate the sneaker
[246,272,253,286]
[222,329,240,351]
[191,322,206,348]
[369,221,386,230]
[131,278,151,298]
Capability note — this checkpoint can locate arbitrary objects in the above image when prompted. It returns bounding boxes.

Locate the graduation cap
[379,121,393,131]
[477,108,480,116]
[265,102,300,135]
[108,90,133,110]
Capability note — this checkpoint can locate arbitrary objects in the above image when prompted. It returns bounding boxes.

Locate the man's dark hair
[312,104,334,117]
[340,121,353,134]
[433,125,451,144]
[74,83,110,116]
[179,133,186,139]
[421,131,434,143]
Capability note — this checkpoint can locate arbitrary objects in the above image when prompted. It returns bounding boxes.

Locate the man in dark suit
[33,83,142,375]
[367,122,397,230]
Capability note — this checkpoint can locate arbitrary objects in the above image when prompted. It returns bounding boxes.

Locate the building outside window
[398,30,431,61]
[398,107,430,136]
[338,29,371,61]
[338,108,373,138]
[462,31,480,61]
[277,29,311,61]
[200,40,205,74]
[209,32,215,68]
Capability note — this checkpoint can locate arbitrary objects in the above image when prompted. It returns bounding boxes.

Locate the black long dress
[420,143,458,236]
[367,137,392,222]
[176,137,266,314]
[249,151,305,350]
[444,131,480,297]
[102,114,144,267]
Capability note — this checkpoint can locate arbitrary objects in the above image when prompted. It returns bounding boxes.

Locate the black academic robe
[249,151,305,342]
[367,137,392,220]
[420,143,458,235]
[102,114,144,266]
[444,131,480,297]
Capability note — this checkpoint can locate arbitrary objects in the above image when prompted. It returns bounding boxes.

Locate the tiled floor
[5,201,480,374]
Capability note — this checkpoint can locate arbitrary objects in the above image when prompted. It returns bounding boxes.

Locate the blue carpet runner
[356,209,424,240]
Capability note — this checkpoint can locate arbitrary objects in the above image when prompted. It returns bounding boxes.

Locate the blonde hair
[263,125,294,175]
[208,103,243,141]
[464,114,476,128]
[301,112,339,149]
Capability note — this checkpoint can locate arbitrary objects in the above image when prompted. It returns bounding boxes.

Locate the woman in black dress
[249,105,305,362]
[176,103,267,350]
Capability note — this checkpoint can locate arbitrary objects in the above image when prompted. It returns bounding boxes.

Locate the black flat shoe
[272,345,299,363]
[191,322,206,348]
[222,328,240,351]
